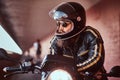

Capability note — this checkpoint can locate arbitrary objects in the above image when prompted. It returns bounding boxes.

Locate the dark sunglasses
[56,21,71,27]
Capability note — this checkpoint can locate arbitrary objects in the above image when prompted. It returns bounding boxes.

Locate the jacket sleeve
[77,28,105,72]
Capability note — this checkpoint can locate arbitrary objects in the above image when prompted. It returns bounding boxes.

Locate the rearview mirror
[0,48,19,63]
[0,48,9,60]
[0,25,22,54]
[108,66,120,77]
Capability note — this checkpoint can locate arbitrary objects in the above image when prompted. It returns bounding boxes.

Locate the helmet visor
[49,11,68,20]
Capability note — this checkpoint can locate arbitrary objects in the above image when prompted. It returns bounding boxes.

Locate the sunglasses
[56,21,71,27]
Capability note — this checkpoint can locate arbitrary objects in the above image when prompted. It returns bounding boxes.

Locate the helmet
[49,2,86,39]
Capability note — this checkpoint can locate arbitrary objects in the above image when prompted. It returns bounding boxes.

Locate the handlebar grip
[3,67,22,72]
[3,61,34,73]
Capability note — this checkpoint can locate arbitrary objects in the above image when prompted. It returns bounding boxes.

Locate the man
[49,2,108,80]
[33,39,41,58]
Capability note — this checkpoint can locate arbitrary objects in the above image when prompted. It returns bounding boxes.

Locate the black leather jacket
[50,26,105,74]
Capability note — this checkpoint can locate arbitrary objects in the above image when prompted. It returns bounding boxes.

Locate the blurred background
[0,0,120,80]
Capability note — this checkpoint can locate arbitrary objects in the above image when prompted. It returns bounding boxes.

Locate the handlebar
[3,60,42,78]
[3,66,22,73]
[3,61,35,73]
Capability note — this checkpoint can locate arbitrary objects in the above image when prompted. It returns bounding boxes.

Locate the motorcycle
[0,49,120,80]
[0,24,120,80]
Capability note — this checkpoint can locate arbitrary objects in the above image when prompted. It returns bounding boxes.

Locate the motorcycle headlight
[47,69,73,80]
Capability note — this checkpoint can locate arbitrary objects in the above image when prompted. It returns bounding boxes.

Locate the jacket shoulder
[83,26,104,43]
[84,26,102,38]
